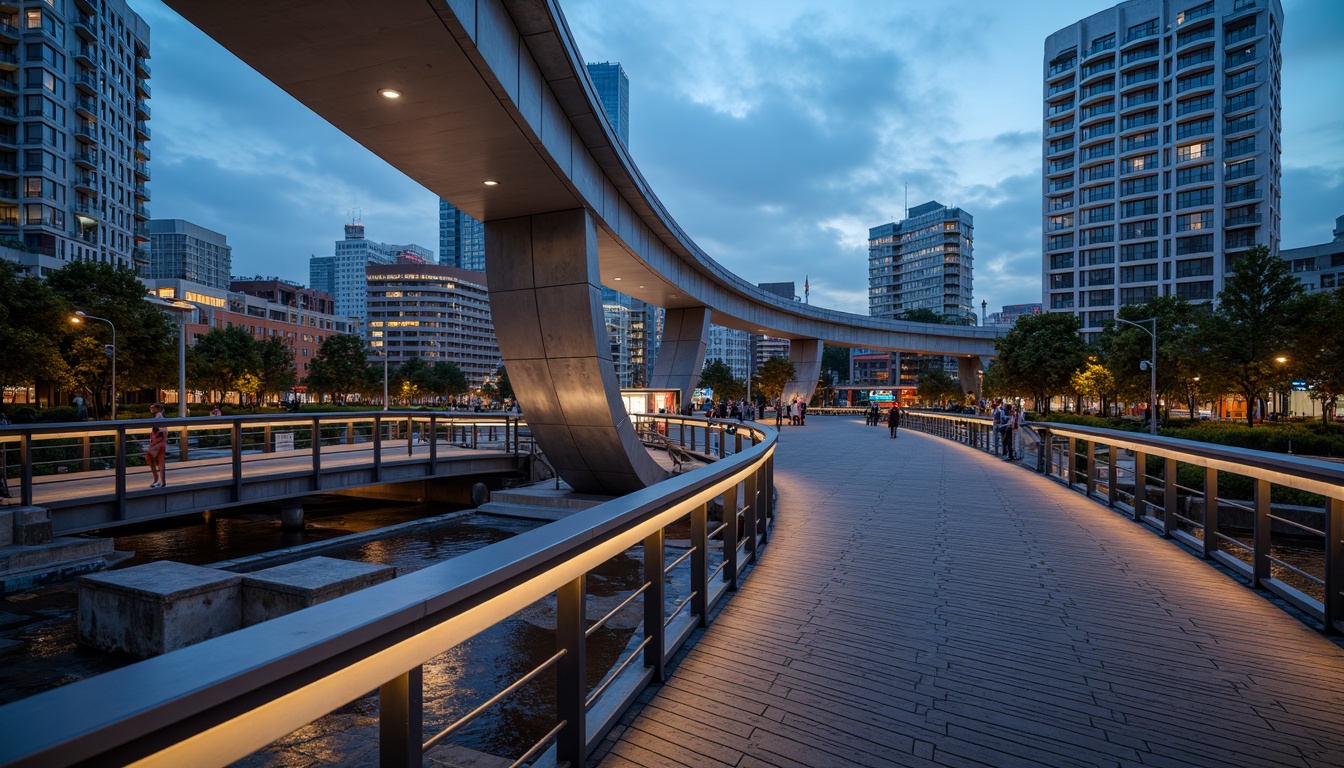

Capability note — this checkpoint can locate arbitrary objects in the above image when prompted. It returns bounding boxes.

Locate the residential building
[145,219,231,290]
[145,278,358,398]
[0,0,152,276]
[308,222,432,334]
[627,298,663,387]
[438,199,484,271]
[1281,215,1344,293]
[985,302,1045,327]
[365,263,500,388]
[705,324,751,382]
[602,286,632,387]
[1043,0,1283,340]
[585,61,629,147]
[868,201,975,323]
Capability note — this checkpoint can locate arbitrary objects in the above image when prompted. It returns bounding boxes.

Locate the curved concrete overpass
[164,0,1002,493]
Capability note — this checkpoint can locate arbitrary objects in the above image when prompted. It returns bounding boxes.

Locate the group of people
[991,398,1022,460]
[863,401,904,438]
[773,397,808,427]
[691,398,757,422]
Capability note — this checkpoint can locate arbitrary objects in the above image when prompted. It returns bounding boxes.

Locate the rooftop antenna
[904,183,908,219]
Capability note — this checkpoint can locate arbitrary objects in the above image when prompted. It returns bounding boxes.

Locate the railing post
[263,424,272,454]
[311,417,322,491]
[1107,445,1118,507]
[1162,456,1177,538]
[690,502,708,627]
[1325,497,1344,634]
[82,434,91,473]
[178,426,189,463]
[429,415,438,473]
[21,432,33,506]
[556,576,587,768]
[643,528,666,681]
[1132,451,1147,520]
[407,417,414,457]
[378,666,423,768]
[723,483,739,591]
[1253,478,1271,589]
[231,421,242,502]
[743,473,758,563]
[1041,431,1052,476]
[373,415,383,483]
[1086,442,1099,498]
[346,419,355,445]
[1204,468,1220,559]
[1066,437,1077,487]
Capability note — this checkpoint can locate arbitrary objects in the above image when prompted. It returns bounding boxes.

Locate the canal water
[0,494,680,765]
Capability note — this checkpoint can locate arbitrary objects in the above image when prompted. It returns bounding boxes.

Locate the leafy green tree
[493,365,513,402]
[47,261,174,395]
[916,369,963,407]
[898,308,946,324]
[697,358,744,401]
[1289,289,1344,424]
[391,357,432,404]
[188,326,261,404]
[305,335,369,402]
[428,361,470,400]
[754,356,796,405]
[257,336,297,402]
[1100,297,1204,418]
[991,311,1087,414]
[821,344,850,383]
[1071,358,1117,416]
[1195,245,1304,427]
[0,261,71,400]
[816,369,836,406]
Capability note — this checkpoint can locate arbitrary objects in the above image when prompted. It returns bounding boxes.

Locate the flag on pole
[804,276,810,304]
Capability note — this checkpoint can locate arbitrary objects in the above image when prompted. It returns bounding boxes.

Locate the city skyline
[132,0,1342,317]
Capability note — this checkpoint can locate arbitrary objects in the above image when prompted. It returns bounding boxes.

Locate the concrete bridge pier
[783,338,823,406]
[648,307,710,411]
[485,209,669,496]
[280,504,304,531]
[958,355,990,406]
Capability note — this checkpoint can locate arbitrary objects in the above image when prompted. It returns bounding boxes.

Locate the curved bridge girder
[486,210,668,495]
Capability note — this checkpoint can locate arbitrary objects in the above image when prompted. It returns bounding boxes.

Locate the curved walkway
[597,416,1344,767]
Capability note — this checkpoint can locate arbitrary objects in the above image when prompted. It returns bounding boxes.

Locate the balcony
[1047,80,1074,97]
[73,150,97,168]
[135,141,150,160]
[136,100,150,119]
[135,120,151,140]
[0,76,15,96]
[135,55,151,78]
[134,160,150,180]
[1225,186,1261,204]
[1175,26,1215,51]
[0,130,14,147]
[133,225,150,241]
[73,201,99,219]
[74,72,99,95]
[73,43,96,67]
[0,156,16,176]
[136,78,151,98]
[1225,213,1262,227]
[74,14,98,41]
[74,173,97,194]
[0,104,14,123]
[131,246,149,265]
[134,183,150,201]
[1176,73,1215,95]
[1047,56,1077,79]
[74,95,97,119]
[134,203,150,220]
[0,21,18,43]
[74,0,98,13]
[0,49,16,71]
[74,124,99,145]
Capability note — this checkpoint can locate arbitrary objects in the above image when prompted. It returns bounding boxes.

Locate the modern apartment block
[365,263,500,388]
[1043,0,1283,339]
[0,0,151,275]
[145,219,230,290]
[705,324,751,382]
[585,61,628,148]
[438,199,484,271]
[627,298,663,387]
[1281,214,1344,293]
[308,222,433,333]
[868,201,975,323]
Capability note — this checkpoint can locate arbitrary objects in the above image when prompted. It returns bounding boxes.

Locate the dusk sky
[133,0,1342,317]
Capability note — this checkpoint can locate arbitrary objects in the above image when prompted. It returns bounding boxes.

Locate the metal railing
[902,410,1344,634]
[0,413,776,768]
[0,411,523,533]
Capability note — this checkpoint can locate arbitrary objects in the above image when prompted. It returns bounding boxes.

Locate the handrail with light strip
[0,413,776,768]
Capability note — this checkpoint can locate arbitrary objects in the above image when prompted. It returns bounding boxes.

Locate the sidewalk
[597,415,1344,767]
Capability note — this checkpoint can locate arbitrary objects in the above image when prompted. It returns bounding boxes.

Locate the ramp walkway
[597,416,1344,767]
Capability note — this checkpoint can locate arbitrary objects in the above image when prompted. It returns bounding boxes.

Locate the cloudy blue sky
[132,0,1342,317]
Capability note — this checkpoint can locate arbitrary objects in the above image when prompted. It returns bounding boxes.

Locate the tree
[916,369,963,407]
[46,261,174,395]
[0,261,71,401]
[493,365,513,402]
[991,311,1087,414]
[428,362,470,401]
[1196,245,1305,427]
[188,326,261,405]
[1099,296,1204,418]
[1071,358,1117,416]
[898,308,945,324]
[697,358,744,402]
[817,369,836,406]
[256,336,297,402]
[821,344,850,384]
[754,356,796,405]
[305,335,369,402]
[1290,289,1344,424]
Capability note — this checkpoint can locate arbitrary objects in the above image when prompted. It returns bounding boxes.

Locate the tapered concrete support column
[648,306,710,410]
[782,338,823,406]
[485,209,669,495]
[957,356,991,405]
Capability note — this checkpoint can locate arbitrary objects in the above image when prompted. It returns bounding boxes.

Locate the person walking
[146,403,167,488]
[887,402,901,438]
[798,400,807,426]
[991,399,1007,456]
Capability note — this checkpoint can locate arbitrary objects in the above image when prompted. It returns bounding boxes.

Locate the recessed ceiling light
[613,277,622,281]
[483,180,500,186]
[638,285,645,289]
[378,88,402,99]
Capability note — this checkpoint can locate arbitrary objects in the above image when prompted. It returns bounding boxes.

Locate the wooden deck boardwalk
[595,416,1344,767]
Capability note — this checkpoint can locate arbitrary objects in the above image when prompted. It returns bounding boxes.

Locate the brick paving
[597,416,1344,767]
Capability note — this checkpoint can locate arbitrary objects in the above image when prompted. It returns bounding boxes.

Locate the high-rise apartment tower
[868,201,975,323]
[1042,0,1283,339]
[0,0,151,273]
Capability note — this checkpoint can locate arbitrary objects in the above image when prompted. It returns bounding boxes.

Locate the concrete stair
[475,483,611,521]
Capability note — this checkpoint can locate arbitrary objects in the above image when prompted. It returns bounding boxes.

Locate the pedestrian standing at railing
[991,399,1006,456]
[1003,403,1020,461]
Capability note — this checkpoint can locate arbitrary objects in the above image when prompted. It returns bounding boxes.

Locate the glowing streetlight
[143,295,195,417]
[71,311,116,420]
[1115,316,1157,435]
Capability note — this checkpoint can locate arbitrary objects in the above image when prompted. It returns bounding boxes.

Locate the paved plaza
[597,416,1344,767]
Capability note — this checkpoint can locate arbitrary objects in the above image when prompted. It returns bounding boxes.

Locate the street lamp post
[71,311,117,420]
[1115,316,1158,435]
[144,296,195,418]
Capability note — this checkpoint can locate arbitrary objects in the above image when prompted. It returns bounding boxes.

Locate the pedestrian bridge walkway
[598,417,1344,767]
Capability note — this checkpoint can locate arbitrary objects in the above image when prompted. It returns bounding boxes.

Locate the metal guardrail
[0,413,777,768]
[902,410,1344,634]
[0,411,522,531]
